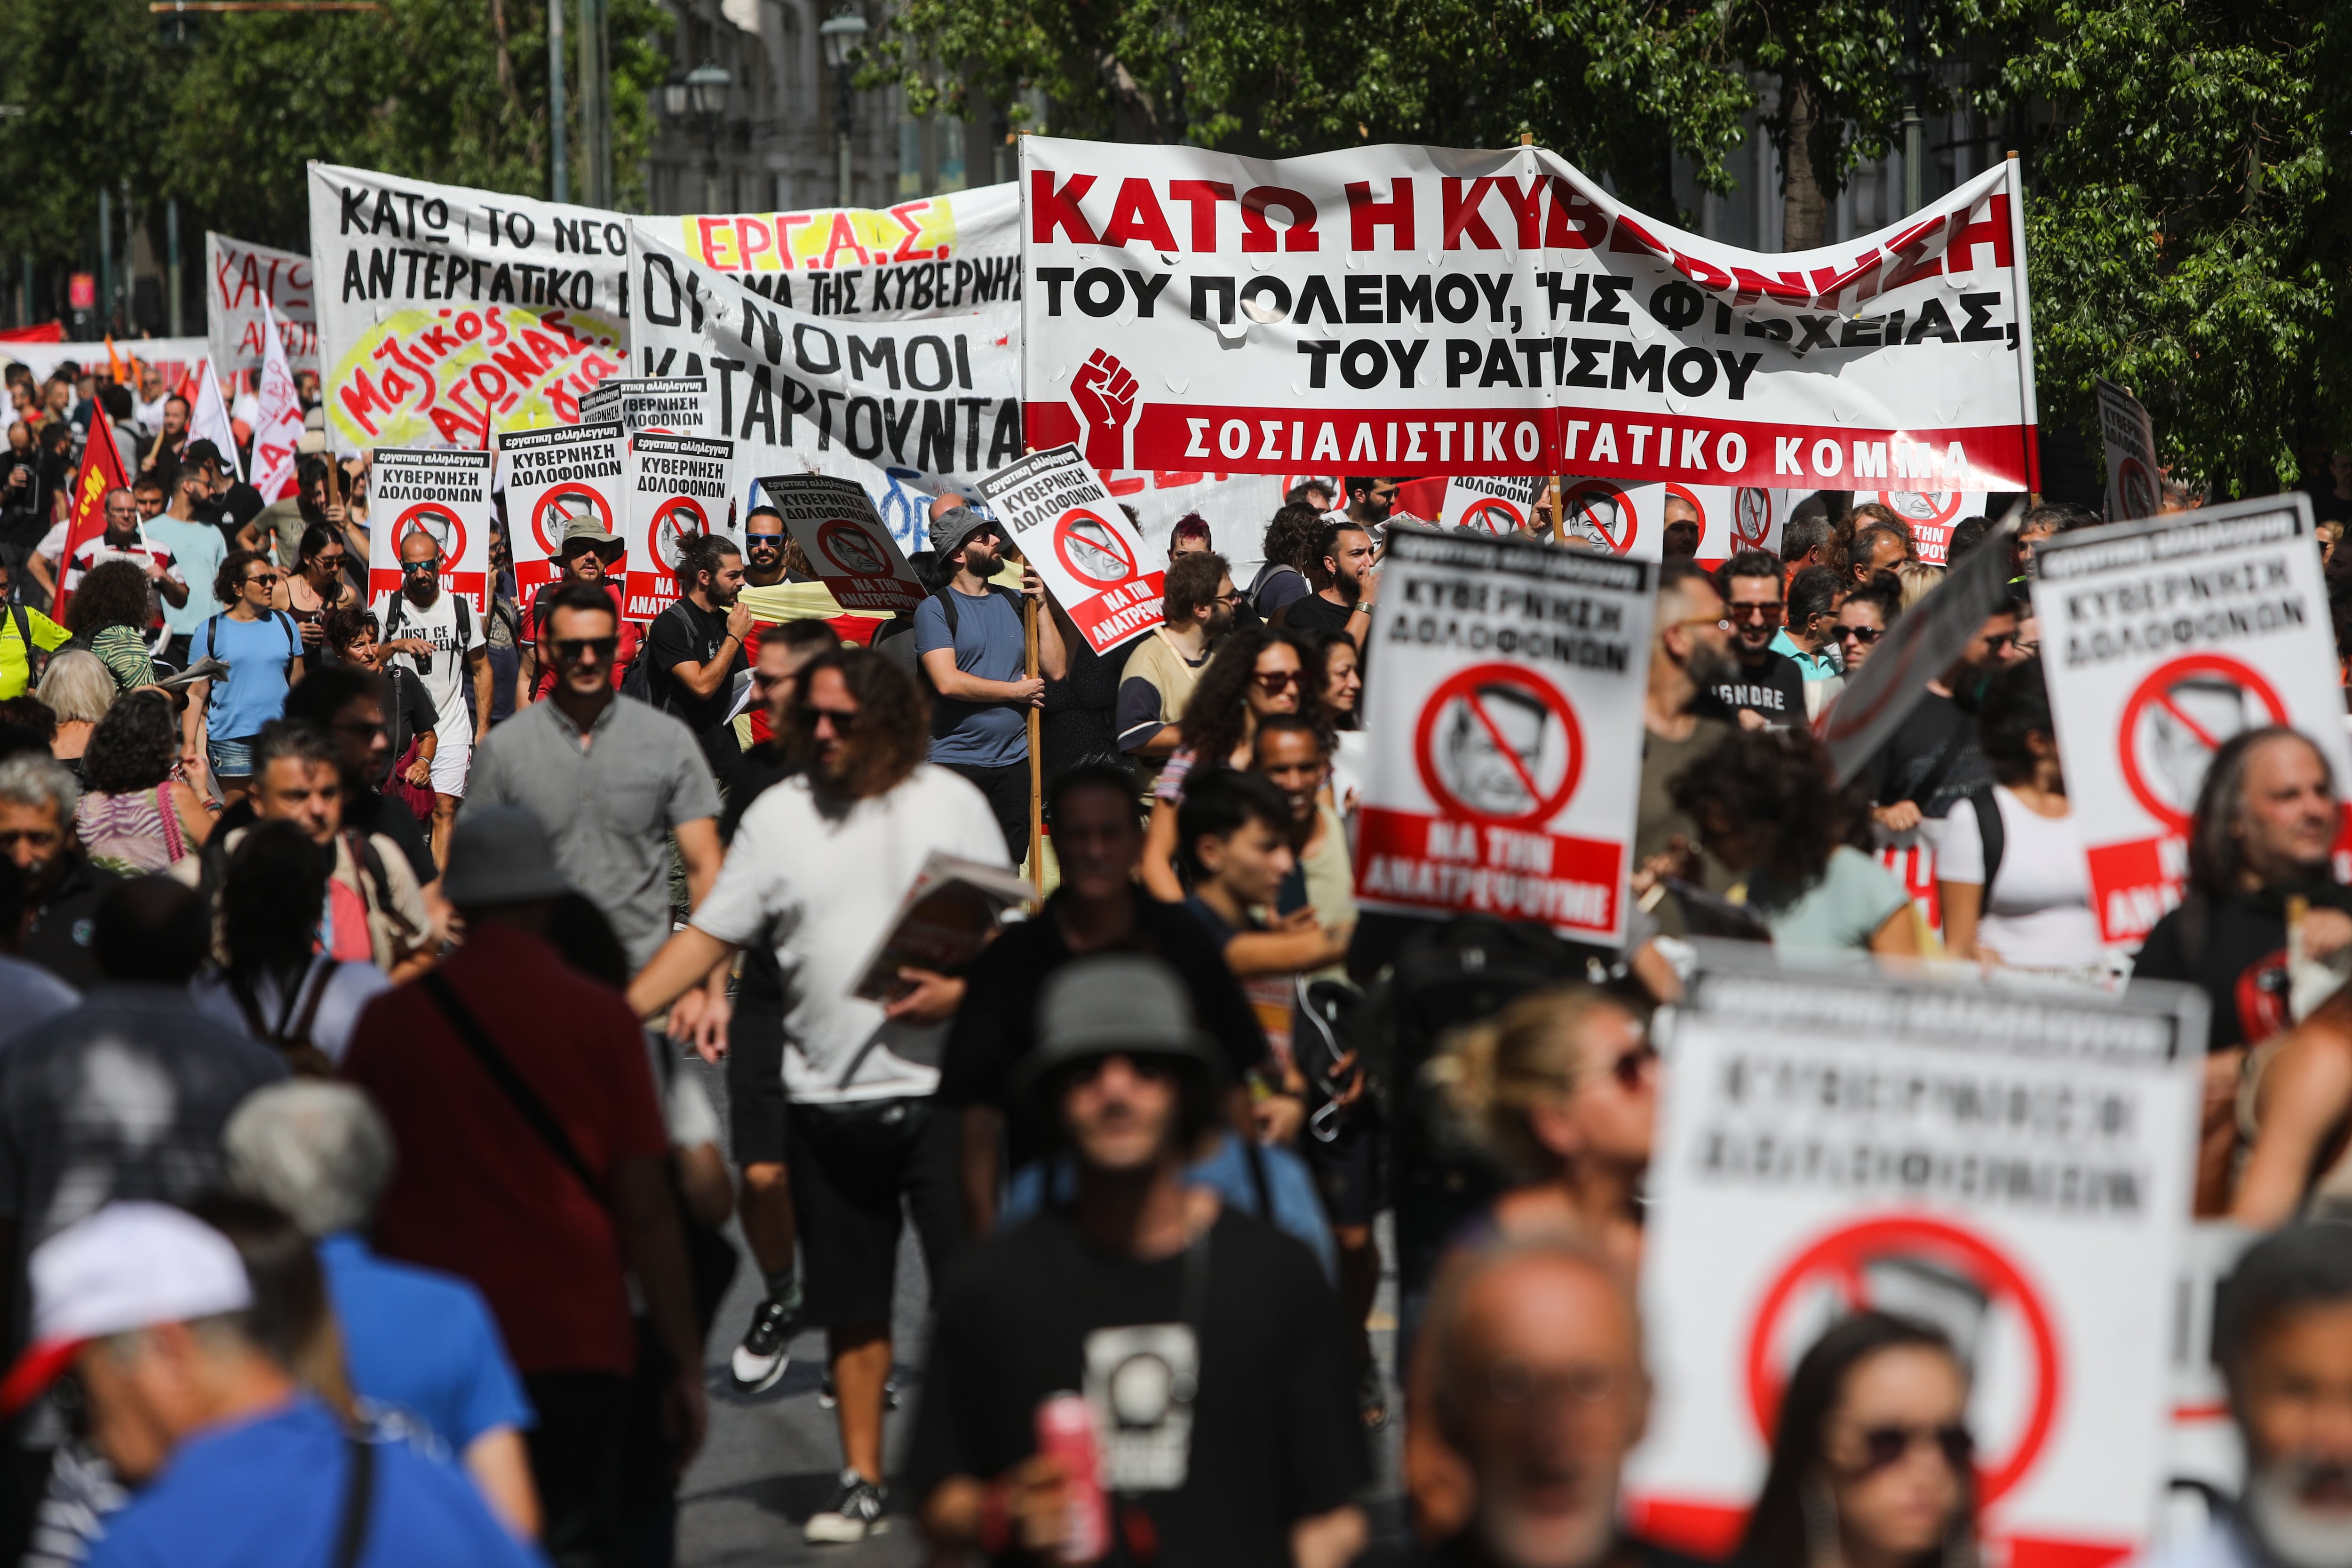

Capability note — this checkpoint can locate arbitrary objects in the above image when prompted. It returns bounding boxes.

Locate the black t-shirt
[645,599,747,778]
[1281,592,1356,635]
[196,482,266,555]
[23,856,122,990]
[2133,880,2352,1055]
[719,740,801,1003]
[938,888,1269,1162]
[1858,690,1991,821]
[904,1208,1368,1568]
[1700,648,1807,729]
[382,666,439,784]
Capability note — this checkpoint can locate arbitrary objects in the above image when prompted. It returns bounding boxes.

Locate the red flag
[51,410,130,623]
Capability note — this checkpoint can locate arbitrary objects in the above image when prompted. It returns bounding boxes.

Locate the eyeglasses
[1727,602,1785,623]
[1848,1423,1975,1477]
[554,636,619,663]
[1254,669,1300,693]
[1838,624,1886,645]
[310,554,348,571]
[1485,1355,1629,1410]
[797,704,864,733]
[401,560,440,575]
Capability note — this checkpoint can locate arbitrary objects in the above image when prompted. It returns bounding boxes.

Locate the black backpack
[618,599,694,709]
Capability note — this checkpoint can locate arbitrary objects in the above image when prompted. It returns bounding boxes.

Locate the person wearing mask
[73,691,211,877]
[516,517,637,704]
[1936,659,2106,977]
[62,563,157,695]
[1427,985,1654,1273]
[135,466,225,667]
[461,581,724,979]
[939,763,1270,1236]
[0,753,121,988]
[0,1202,537,1568]
[1634,562,1738,921]
[1140,626,1318,901]
[1835,571,1904,675]
[1705,550,1806,731]
[1116,551,1236,801]
[184,550,304,807]
[345,808,707,1568]
[640,534,751,791]
[908,954,1369,1568]
[2134,727,2352,1213]
[278,660,438,891]
[222,1082,540,1536]
[191,821,394,1068]
[1282,520,1378,647]
[1341,474,1402,534]
[1736,1313,1979,1568]
[277,524,359,659]
[1770,564,1846,714]
[627,647,1003,1544]
[1402,1235,1678,1568]
[1252,501,1327,621]
[1672,728,1918,958]
[373,528,488,865]
[916,505,1068,868]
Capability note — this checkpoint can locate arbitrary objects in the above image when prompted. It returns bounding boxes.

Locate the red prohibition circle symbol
[1878,490,1965,529]
[1054,508,1138,589]
[531,483,612,557]
[1412,662,1584,828]
[1744,1213,2061,1510]
[1561,480,1637,555]
[2118,653,2290,833]
[1732,487,1775,549]
[647,495,711,573]
[392,502,469,569]
[816,517,893,577]
[1664,483,1708,538]
[2115,457,2159,521]
[1461,497,1526,536]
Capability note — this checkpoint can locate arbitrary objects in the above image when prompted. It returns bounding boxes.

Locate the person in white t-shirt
[628,645,1005,1545]
[369,526,489,866]
[1935,657,2108,975]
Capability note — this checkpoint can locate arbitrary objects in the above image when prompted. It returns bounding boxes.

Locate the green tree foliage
[2000,0,2335,495]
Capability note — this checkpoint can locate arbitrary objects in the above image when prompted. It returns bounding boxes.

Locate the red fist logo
[1070,349,1140,472]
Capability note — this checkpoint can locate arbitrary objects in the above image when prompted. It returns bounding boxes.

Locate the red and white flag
[52,410,131,621]
[250,300,304,501]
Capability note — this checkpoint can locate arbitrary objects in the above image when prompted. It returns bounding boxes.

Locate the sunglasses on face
[1254,669,1300,693]
[797,704,864,733]
[311,554,348,572]
[245,573,280,589]
[1839,624,1886,645]
[401,560,440,575]
[554,636,619,663]
[1848,1423,1975,1477]
[1728,602,1785,623]
[746,533,785,547]
[1981,631,2019,653]
[1597,1040,1657,1091]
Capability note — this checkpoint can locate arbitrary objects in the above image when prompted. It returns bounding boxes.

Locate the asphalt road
[672,1053,1404,1566]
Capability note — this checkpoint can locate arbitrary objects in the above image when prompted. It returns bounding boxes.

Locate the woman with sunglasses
[1426,984,1655,1275]
[278,524,359,657]
[1139,624,1320,900]
[183,549,305,806]
[1738,1313,1978,1568]
[1835,572,1904,675]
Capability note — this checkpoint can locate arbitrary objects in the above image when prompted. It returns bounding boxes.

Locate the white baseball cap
[0,1203,253,1414]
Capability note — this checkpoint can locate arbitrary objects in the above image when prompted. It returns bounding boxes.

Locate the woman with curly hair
[1249,501,1329,621]
[1139,623,1320,900]
[186,548,305,804]
[63,557,158,692]
[74,688,212,874]
[1669,727,1916,956]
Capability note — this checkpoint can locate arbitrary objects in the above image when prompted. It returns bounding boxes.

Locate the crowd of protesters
[2,350,2352,1568]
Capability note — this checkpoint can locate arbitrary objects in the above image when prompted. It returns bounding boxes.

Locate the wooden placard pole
[1025,593,1043,890]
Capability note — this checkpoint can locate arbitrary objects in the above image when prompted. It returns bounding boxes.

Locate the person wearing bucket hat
[909,951,1369,1568]
[915,500,1066,868]
[346,806,708,1563]
[5,1202,539,1568]
[518,515,639,705]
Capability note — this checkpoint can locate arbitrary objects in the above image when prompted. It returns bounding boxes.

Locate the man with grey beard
[1635,560,1740,927]
[2137,1224,2352,1568]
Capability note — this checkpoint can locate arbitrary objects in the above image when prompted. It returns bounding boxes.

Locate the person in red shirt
[518,517,639,701]
[344,804,705,1568]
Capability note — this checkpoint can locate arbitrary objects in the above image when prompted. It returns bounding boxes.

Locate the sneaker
[817,1368,836,1409]
[729,1296,800,1394]
[805,1469,890,1544]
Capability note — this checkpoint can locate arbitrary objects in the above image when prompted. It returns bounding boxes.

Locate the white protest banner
[8,339,208,394]
[760,472,926,613]
[1626,950,2205,1568]
[2098,379,2161,523]
[1859,487,1991,564]
[206,232,318,377]
[2031,493,2351,944]
[633,183,1020,320]
[249,303,305,502]
[1820,512,2018,785]
[501,422,626,594]
[1019,138,2038,495]
[624,432,736,620]
[577,375,714,437]
[309,163,631,453]
[629,226,1021,494]
[366,446,494,611]
[977,443,1164,653]
[1354,525,1652,946]
[1441,475,1544,535]
[190,357,242,480]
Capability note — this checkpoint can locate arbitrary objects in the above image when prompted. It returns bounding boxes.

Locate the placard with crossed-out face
[502,422,625,594]
[760,471,926,613]
[624,432,737,621]
[366,446,493,611]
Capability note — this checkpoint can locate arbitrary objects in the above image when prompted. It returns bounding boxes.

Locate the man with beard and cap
[1634,560,1739,929]
[2125,1223,2352,1568]
[915,503,1066,868]
[628,646,1004,1544]
[518,515,639,704]
[1116,549,1237,803]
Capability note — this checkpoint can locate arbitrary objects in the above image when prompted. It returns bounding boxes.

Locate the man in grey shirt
[461,580,724,972]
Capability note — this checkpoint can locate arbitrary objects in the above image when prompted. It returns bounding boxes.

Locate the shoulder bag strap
[331,1434,376,1568]
[419,971,609,1210]
[286,955,336,1049]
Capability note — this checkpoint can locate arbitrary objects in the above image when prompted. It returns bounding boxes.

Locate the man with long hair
[628,646,1004,1544]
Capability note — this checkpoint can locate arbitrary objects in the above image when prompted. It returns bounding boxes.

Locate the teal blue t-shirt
[196,611,300,741]
[1750,845,1910,955]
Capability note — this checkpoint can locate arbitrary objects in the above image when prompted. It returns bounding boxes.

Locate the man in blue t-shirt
[914,504,1066,866]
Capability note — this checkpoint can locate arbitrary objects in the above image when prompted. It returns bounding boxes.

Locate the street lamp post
[1898,0,1926,213]
[819,8,867,207]
[664,63,733,214]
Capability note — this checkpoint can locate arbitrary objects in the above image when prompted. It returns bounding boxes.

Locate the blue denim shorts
[207,735,255,780]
